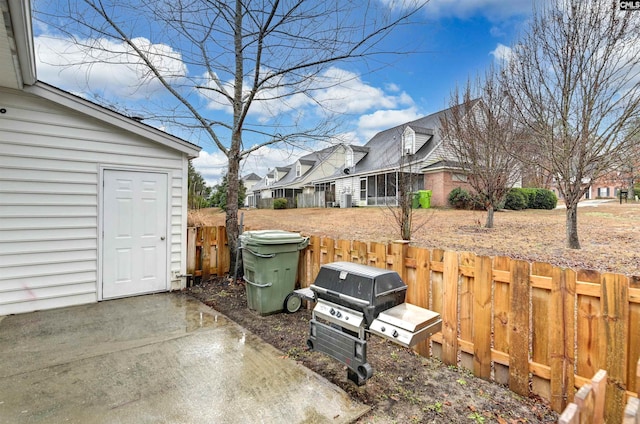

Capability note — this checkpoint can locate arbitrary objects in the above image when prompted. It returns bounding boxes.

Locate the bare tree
[439,69,522,228]
[502,0,640,248]
[388,148,425,241]
[35,0,427,271]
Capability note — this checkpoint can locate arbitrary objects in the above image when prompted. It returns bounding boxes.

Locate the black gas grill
[305,262,442,385]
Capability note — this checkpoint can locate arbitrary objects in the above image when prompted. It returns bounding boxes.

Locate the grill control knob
[380,326,386,332]
[336,311,342,318]
[330,308,335,316]
[392,330,399,338]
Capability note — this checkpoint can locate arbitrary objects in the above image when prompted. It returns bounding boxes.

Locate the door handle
[161,236,165,241]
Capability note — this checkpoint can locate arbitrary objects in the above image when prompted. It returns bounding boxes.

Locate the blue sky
[31,0,534,186]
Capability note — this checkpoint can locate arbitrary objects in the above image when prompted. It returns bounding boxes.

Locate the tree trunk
[401,202,411,240]
[565,202,581,249]
[485,205,495,228]
[226,152,241,276]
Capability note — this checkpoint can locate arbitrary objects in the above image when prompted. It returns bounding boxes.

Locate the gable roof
[24,82,201,158]
[252,144,343,191]
[242,173,262,181]
[2,0,200,159]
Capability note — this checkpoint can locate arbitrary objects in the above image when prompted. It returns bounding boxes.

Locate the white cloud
[198,66,415,121]
[191,150,228,186]
[422,0,532,20]
[357,107,423,141]
[34,34,186,100]
[490,43,513,62]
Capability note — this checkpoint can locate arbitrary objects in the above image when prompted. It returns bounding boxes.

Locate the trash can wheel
[284,292,302,313]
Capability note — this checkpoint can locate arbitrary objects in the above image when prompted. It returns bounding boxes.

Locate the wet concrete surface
[0,293,369,423]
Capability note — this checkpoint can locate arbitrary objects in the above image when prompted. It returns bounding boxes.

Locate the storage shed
[0,0,201,315]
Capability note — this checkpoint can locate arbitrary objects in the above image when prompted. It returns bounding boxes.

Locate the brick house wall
[424,170,473,207]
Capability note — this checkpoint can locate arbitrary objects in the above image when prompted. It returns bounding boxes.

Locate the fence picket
[493,256,511,386]
[430,249,445,360]
[532,262,553,400]
[628,276,640,395]
[550,268,576,411]
[459,252,475,371]
[441,251,459,366]
[472,255,492,380]
[602,273,630,424]
[509,260,531,396]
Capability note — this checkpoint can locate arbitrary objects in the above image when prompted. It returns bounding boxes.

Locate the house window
[360,177,366,201]
[345,148,354,168]
[296,163,301,177]
[452,173,467,182]
[403,128,415,155]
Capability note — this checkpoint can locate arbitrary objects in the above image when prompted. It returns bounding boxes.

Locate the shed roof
[24,82,201,158]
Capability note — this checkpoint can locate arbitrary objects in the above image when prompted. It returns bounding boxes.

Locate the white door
[102,170,168,299]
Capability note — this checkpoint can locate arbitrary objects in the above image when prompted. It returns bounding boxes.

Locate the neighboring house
[251,144,351,208]
[314,107,471,207]
[0,0,201,315]
[551,173,631,201]
[241,172,262,207]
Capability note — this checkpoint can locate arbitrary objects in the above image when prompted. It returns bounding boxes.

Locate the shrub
[530,189,557,209]
[516,188,557,209]
[448,187,471,209]
[448,187,484,210]
[504,188,528,210]
[273,198,288,209]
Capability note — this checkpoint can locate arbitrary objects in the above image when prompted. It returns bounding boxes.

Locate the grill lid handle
[310,284,370,307]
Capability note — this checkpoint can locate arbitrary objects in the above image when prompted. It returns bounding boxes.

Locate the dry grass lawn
[189,201,640,277]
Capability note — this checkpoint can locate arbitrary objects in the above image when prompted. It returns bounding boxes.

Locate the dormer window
[296,163,301,177]
[345,146,354,168]
[403,128,415,155]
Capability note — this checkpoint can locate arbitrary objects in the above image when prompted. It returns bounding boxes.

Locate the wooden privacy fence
[186,226,230,284]
[186,226,640,422]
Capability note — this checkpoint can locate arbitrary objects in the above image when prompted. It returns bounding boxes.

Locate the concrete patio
[0,293,368,423]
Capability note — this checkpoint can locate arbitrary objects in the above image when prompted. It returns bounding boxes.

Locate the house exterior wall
[0,87,189,315]
[424,170,473,207]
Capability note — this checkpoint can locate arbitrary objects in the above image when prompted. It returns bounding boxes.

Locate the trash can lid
[240,230,306,245]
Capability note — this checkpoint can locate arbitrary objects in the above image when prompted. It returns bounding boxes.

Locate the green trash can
[240,230,309,315]
[411,192,420,209]
[418,190,432,209]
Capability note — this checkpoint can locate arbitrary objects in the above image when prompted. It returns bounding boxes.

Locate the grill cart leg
[348,363,373,386]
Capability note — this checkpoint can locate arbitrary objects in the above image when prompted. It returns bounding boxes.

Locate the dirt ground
[186,201,639,423]
[189,201,640,277]
[188,278,558,424]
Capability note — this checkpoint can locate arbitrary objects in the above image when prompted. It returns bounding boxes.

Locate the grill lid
[311,261,406,302]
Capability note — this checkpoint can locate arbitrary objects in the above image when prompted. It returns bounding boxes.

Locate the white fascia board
[24,82,201,158]
[8,0,37,85]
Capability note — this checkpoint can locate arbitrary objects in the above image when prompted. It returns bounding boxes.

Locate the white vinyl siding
[0,87,190,315]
